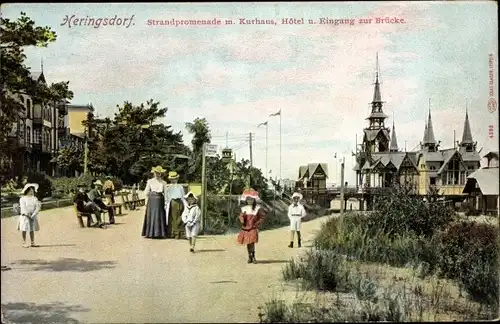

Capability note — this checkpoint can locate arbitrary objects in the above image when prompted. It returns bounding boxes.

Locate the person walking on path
[17,183,41,248]
[237,188,266,264]
[181,191,201,253]
[142,166,169,239]
[287,192,307,248]
[102,176,115,203]
[165,171,188,239]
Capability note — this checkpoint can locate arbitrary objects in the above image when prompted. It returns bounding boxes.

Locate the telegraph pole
[201,143,207,233]
[83,126,89,175]
[340,157,345,216]
[249,132,253,168]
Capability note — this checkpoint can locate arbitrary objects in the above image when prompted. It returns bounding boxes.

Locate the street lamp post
[83,126,89,175]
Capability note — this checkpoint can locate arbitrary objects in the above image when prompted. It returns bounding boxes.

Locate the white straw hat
[21,183,39,195]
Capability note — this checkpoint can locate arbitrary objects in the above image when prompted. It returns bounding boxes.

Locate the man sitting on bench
[88,180,115,224]
[74,184,105,228]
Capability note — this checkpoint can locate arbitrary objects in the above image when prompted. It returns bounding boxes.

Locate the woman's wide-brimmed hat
[151,166,166,174]
[93,179,103,186]
[21,183,39,195]
[168,171,179,179]
[240,188,260,201]
[292,192,303,200]
[184,191,197,200]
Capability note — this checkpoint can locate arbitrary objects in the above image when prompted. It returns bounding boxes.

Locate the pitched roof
[484,151,499,159]
[298,165,308,180]
[437,150,463,174]
[364,128,390,141]
[307,163,329,180]
[464,168,499,195]
[29,71,46,83]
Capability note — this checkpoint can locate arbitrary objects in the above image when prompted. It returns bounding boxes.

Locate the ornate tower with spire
[362,53,391,153]
[421,99,438,152]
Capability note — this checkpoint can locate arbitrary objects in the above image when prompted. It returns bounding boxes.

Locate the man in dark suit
[88,180,115,224]
[74,184,104,228]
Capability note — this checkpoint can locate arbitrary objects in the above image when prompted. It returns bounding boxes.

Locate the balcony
[32,117,43,126]
[31,143,52,153]
[58,127,69,137]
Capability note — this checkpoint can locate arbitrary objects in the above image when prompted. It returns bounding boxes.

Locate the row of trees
[1,12,74,182]
[56,101,269,193]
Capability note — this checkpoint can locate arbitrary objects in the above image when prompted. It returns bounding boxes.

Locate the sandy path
[1,205,328,323]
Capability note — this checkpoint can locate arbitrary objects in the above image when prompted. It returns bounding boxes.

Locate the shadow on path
[255,260,290,264]
[196,249,226,253]
[34,244,77,247]
[2,301,89,323]
[13,258,117,272]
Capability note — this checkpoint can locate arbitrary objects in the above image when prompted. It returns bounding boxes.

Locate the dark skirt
[166,199,185,239]
[142,192,168,238]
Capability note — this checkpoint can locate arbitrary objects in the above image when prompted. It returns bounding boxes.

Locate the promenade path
[1,204,329,323]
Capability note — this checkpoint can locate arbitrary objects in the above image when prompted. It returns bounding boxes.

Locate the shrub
[24,172,52,200]
[282,250,351,292]
[313,213,440,273]
[373,184,456,238]
[436,221,498,306]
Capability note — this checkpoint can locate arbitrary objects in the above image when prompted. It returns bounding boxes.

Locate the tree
[185,117,212,182]
[1,12,74,182]
[72,99,189,184]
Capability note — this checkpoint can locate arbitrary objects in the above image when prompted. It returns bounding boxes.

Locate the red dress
[237,205,266,245]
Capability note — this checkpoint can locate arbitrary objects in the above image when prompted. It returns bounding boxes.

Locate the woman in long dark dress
[142,166,169,239]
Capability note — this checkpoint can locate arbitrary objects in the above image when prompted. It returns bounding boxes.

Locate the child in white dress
[17,183,41,248]
[181,191,201,253]
[287,192,307,248]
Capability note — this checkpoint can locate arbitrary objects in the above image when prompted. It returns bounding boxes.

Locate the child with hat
[181,191,201,252]
[288,192,307,248]
[17,183,42,247]
[237,188,266,263]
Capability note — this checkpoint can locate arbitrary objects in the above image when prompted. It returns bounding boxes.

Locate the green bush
[25,172,52,199]
[282,250,351,292]
[313,213,440,274]
[436,221,498,306]
[373,185,456,238]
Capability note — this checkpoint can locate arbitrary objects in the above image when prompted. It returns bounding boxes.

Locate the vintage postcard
[1,1,498,323]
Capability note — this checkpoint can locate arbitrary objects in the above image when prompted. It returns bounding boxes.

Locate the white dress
[288,203,307,231]
[181,204,201,238]
[17,195,41,232]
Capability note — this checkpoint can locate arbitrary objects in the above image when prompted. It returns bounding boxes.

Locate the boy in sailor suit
[288,192,307,248]
[181,191,201,253]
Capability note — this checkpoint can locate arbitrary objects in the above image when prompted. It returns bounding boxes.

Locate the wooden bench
[119,191,135,210]
[131,191,145,207]
[74,204,108,227]
[108,203,123,215]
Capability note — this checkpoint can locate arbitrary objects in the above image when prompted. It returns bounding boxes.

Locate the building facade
[353,56,481,200]
[5,69,93,179]
[5,71,69,178]
[463,151,499,215]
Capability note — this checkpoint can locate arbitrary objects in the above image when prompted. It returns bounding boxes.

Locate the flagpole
[279,111,282,182]
[266,122,268,177]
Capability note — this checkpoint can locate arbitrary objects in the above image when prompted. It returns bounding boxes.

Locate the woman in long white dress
[17,183,41,248]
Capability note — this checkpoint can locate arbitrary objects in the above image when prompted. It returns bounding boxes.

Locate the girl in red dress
[237,188,266,264]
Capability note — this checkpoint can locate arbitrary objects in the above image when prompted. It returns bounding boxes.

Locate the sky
[2,1,498,185]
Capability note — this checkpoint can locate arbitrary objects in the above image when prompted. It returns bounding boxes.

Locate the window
[459,171,466,185]
[421,164,426,170]
[430,165,436,171]
[26,127,31,144]
[33,103,41,119]
[18,120,25,139]
[10,121,18,136]
[26,99,32,118]
[33,128,41,144]
[430,177,436,185]
[445,158,461,185]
